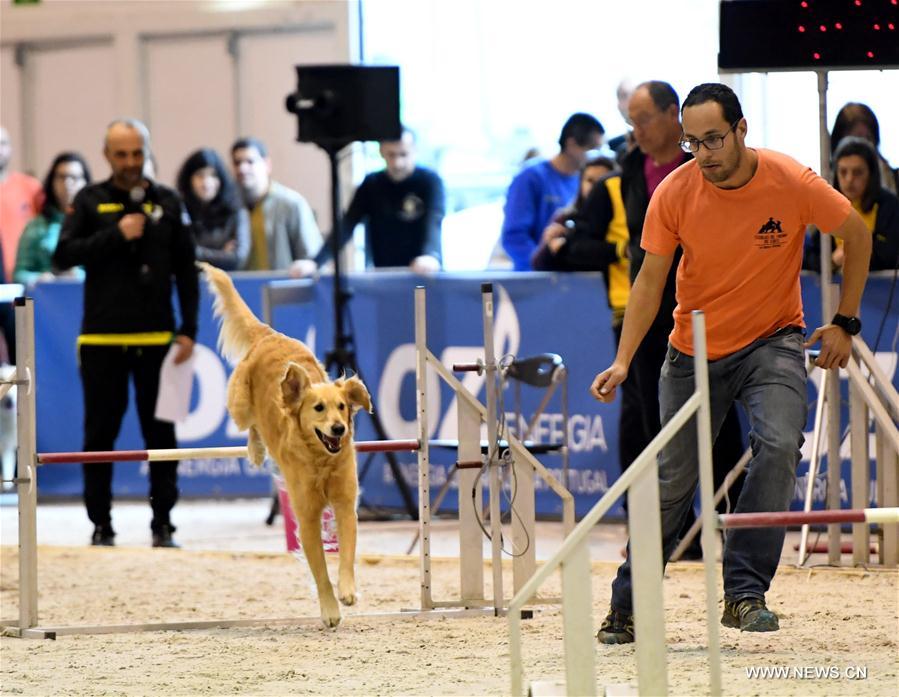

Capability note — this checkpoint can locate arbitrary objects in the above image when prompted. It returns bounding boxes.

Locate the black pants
[622,322,745,519]
[79,344,179,532]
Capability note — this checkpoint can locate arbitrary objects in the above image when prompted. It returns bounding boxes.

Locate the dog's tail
[199,262,271,364]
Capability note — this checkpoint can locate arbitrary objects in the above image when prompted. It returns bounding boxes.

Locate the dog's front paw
[319,595,342,629]
[247,439,266,467]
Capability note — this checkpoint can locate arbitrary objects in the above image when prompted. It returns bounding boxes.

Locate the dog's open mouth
[315,429,342,454]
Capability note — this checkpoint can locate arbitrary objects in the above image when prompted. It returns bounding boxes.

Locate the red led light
[854,0,862,5]
[798,24,806,32]
[867,51,875,58]
[819,24,827,31]
[889,23,896,30]
[874,23,881,30]
[813,52,821,59]
[800,0,808,6]
[834,22,843,29]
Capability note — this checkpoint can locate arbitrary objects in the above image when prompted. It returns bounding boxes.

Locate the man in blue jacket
[501,113,604,270]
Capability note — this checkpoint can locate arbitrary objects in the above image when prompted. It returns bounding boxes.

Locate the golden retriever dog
[200,262,371,628]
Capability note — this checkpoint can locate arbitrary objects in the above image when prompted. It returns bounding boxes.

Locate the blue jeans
[610,328,808,612]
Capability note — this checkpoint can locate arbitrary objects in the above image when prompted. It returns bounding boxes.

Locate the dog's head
[280,362,372,457]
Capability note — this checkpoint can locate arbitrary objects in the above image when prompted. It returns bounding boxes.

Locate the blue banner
[30,271,899,518]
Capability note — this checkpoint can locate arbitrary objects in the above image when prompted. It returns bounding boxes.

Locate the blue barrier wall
[29,271,899,518]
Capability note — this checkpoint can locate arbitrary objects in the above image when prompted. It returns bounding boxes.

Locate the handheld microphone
[127,186,152,282]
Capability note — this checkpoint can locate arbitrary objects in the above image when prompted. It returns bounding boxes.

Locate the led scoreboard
[719,0,899,70]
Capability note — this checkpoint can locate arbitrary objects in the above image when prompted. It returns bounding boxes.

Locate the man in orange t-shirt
[0,126,42,280]
[590,83,871,642]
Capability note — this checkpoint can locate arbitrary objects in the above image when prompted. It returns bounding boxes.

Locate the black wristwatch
[832,313,862,335]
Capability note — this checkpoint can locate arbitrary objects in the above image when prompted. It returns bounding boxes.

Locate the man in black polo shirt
[54,118,198,548]
[317,128,446,271]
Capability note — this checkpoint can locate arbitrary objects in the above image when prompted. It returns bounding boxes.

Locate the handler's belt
[77,332,174,347]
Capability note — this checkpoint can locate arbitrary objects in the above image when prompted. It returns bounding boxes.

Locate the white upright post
[876,425,898,567]
[628,461,667,697]
[825,286,842,564]
[15,297,38,631]
[414,287,433,610]
[481,283,503,612]
[560,540,596,697]
[849,379,870,565]
[798,368,828,566]
[511,453,536,597]
[692,311,722,697]
[457,397,485,603]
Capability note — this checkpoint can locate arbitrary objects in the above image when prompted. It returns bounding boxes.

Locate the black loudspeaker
[719,0,899,71]
[285,65,401,146]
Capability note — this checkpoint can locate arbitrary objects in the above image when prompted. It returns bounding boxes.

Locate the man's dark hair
[639,80,680,113]
[558,113,604,149]
[832,136,881,213]
[381,125,416,146]
[41,152,92,216]
[682,83,744,125]
[231,137,268,159]
[831,102,880,154]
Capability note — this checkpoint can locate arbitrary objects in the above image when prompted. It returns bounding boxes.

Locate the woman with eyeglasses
[13,152,91,284]
[176,148,249,270]
[804,136,899,272]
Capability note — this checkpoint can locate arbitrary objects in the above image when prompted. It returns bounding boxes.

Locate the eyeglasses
[679,121,740,153]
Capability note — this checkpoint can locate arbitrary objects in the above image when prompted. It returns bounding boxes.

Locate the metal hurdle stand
[414,283,575,615]
[508,310,721,697]
[4,286,575,639]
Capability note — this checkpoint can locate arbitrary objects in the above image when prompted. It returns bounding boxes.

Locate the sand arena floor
[1,542,897,696]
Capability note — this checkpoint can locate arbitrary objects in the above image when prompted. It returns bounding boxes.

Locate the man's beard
[700,150,740,184]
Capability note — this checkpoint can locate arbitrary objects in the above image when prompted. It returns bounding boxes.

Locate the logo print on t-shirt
[755,217,786,249]
[398,194,424,222]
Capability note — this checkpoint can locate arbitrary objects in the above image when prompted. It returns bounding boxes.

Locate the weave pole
[719,507,899,529]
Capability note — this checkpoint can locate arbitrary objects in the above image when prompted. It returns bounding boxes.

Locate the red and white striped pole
[718,507,899,529]
[37,439,420,465]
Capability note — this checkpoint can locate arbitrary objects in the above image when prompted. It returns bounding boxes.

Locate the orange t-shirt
[0,171,43,280]
[641,148,851,360]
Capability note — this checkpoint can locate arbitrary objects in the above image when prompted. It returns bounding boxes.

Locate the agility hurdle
[4,286,574,639]
[509,309,899,695]
[414,283,575,614]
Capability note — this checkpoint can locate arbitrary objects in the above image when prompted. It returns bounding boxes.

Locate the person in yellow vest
[230,137,323,276]
[53,119,198,548]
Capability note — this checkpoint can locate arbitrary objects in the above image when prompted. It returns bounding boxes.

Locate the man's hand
[119,213,145,241]
[831,245,845,268]
[410,255,440,274]
[804,324,851,369]
[590,363,628,403]
[172,335,195,365]
[288,259,318,278]
[541,222,567,245]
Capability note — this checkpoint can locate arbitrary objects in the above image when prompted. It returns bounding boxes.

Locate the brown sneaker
[596,608,634,644]
[721,597,779,632]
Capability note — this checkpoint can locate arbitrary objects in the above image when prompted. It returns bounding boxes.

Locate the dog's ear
[281,362,310,409]
[342,375,372,414]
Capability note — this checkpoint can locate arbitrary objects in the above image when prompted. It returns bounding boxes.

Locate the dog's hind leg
[332,496,357,606]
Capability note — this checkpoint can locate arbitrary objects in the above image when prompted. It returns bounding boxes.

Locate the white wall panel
[28,42,115,182]
[144,35,236,187]
[237,28,340,232]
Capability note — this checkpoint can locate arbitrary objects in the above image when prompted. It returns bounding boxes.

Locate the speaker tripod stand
[320,143,417,520]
